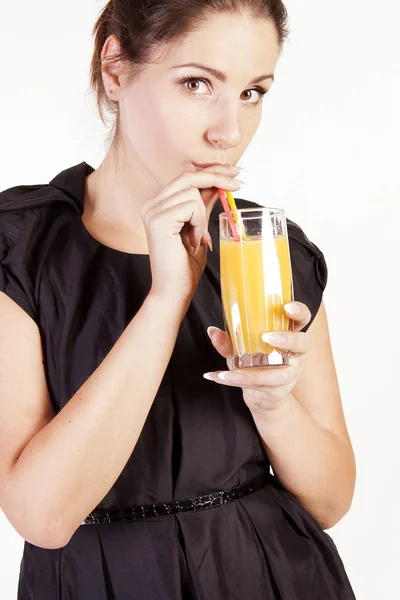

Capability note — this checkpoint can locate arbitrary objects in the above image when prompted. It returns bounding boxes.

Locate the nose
[207,107,242,152]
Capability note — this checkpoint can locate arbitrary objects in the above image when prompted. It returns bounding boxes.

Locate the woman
[0,0,357,598]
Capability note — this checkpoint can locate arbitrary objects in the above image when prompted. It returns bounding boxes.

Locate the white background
[1,0,399,598]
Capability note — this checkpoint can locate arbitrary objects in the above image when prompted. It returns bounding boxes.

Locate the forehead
[157,12,280,75]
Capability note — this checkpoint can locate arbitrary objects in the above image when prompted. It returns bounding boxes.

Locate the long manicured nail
[262,332,286,345]
[218,372,244,382]
[203,372,215,380]
[231,180,244,189]
[207,326,219,339]
[284,303,301,316]
[192,241,201,256]
[233,172,247,184]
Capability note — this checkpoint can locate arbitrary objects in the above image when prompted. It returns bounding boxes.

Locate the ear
[101,34,127,101]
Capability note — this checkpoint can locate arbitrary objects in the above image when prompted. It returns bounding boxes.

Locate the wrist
[250,393,296,425]
[147,288,190,319]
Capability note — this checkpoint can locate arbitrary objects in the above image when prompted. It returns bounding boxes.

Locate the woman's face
[115,12,281,186]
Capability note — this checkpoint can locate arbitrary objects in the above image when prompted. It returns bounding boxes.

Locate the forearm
[3,292,188,548]
[252,393,356,530]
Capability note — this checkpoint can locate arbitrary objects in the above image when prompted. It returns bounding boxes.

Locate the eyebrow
[172,63,275,85]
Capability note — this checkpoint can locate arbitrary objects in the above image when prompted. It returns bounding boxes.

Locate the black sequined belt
[81,469,271,525]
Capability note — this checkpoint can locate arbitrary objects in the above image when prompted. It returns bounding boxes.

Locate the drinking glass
[219,207,294,369]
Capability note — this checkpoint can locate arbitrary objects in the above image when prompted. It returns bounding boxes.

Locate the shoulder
[0,181,78,265]
[0,168,84,219]
[0,184,53,243]
[0,161,88,249]
[286,219,327,293]
[0,164,87,322]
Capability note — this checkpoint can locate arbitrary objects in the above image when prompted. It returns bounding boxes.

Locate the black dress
[0,162,356,599]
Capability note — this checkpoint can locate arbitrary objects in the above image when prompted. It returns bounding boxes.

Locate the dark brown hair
[90,0,289,139]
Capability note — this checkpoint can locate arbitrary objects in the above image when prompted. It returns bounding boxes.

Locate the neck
[84,139,162,240]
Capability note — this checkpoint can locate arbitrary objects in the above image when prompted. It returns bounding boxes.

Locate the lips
[193,163,214,170]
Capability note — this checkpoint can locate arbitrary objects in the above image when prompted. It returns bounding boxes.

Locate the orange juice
[220,235,292,357]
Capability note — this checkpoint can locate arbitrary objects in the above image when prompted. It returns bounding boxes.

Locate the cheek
[245,109,262,134]
[155,90,201,149]
[127,92,188,159]
[239,112,262,151]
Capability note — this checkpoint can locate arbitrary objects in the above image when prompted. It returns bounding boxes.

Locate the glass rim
[219,207,285,217]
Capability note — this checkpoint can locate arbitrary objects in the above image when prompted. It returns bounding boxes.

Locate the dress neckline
[50,161,150,258]
[77,213,150,258]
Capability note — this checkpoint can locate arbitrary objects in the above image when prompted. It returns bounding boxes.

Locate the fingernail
[262,332,286,345]
[284,303,301,316]
[207,232,213,252]
[235,166,249,172]
[192,241,201,256]
[233,172,247,184]
[218,372,244,382]
[203,372,214,380]
[231,179,245,189]
[207,326,219,339]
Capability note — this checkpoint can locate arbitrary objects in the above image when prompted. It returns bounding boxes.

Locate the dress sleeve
[0,213,39,323]
[287,219,328,333]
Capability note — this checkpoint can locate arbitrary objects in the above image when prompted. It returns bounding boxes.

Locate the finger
[261,330,311,355]
[144,187,204,223]
[145,187,211,249]
[203,359,300,388]
[158,170,243,204]
[195,163,241,173]
[145,193,207,249]
[284,302,312,331]
[194,164,242,215]
[207,326,233,360]
[226,355,234,371]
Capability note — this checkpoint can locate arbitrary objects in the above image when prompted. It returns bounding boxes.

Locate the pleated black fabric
[0,162,356,599]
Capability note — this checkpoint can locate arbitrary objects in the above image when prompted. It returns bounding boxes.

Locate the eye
[240,88,268,106]
[180,77,210,96]
[180,77,268,107]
